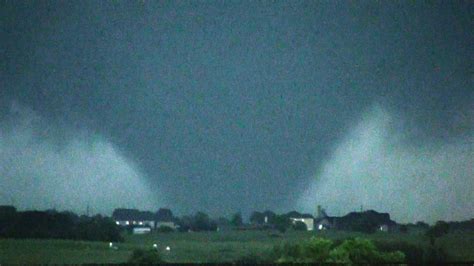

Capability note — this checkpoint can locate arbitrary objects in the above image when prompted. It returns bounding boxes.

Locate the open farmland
[1,230,473,264]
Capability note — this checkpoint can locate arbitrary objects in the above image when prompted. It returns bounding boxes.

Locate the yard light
[153,243,158,249]
[165,246,171,251]
[109,242,113,248]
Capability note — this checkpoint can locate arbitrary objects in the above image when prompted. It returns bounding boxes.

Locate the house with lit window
[314,205,397,232]
[112,208,155,228]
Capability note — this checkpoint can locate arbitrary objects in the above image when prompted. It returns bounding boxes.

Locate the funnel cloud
[0,104,161,215]
[299,105,473,224]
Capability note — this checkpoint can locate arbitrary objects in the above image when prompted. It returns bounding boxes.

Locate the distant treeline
[438,219,474,231]
[0,206,122,242]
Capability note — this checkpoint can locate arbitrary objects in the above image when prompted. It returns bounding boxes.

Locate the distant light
[139,221,143,225]
[126,221,130,225]
[318,224,323,230]
[165,246,171,251]
[115,221,120,225]
[109,242,113,248]
[153,244,158,249]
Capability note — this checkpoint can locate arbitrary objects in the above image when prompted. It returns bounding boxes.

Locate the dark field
[1,230,473,263]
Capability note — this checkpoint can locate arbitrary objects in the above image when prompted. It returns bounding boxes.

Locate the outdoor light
[165,246,171,251]
[125,221,130,225]
[318,224,323,230]
[115,221,120,225]
[109,242,113,248]
[153,243,158,249]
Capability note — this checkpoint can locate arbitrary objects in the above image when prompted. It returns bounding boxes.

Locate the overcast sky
[1,1,472,223]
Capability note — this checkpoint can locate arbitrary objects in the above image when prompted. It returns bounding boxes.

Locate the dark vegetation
[2,205,474,263]
[231,212,243,227]
[272,237,405,263]
[271,237,450,264]
[176,212,217,232]
[0,206,121,242]
[426,220,450,245]
[128,249,163,264]
[292,221,308,231]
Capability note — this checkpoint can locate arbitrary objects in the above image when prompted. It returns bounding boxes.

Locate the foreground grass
[0,230,473,263]
[0,239,133,264]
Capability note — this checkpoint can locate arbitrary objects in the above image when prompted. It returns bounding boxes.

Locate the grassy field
[0,230,473,263]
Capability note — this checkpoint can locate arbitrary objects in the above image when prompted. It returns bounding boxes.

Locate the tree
[231,212,243,227]
[194,212,211,231]
[274,215,291,233]
[426,221,449,246]
[250,211,265,224]
[178,212,218,231]
[399,224,408,233]
[156,208,173,222]
[263,210,277,224]
[416,221,429,229]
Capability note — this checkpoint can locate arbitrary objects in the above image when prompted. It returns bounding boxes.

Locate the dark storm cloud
[1,1,472,219]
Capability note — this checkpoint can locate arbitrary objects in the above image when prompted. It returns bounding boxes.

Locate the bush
[374,241,424,264]
[303,237,333,262]
[128,249,163,264]
[334,238,405,264]
[273,242,302,262]
[273,237,405,264]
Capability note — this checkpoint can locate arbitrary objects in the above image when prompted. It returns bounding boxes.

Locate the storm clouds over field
[1,1,472,221]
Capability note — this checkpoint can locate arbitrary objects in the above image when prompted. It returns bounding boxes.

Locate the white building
[115,219,155,228]
[133,227,152,234]
[156,221,177,230]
